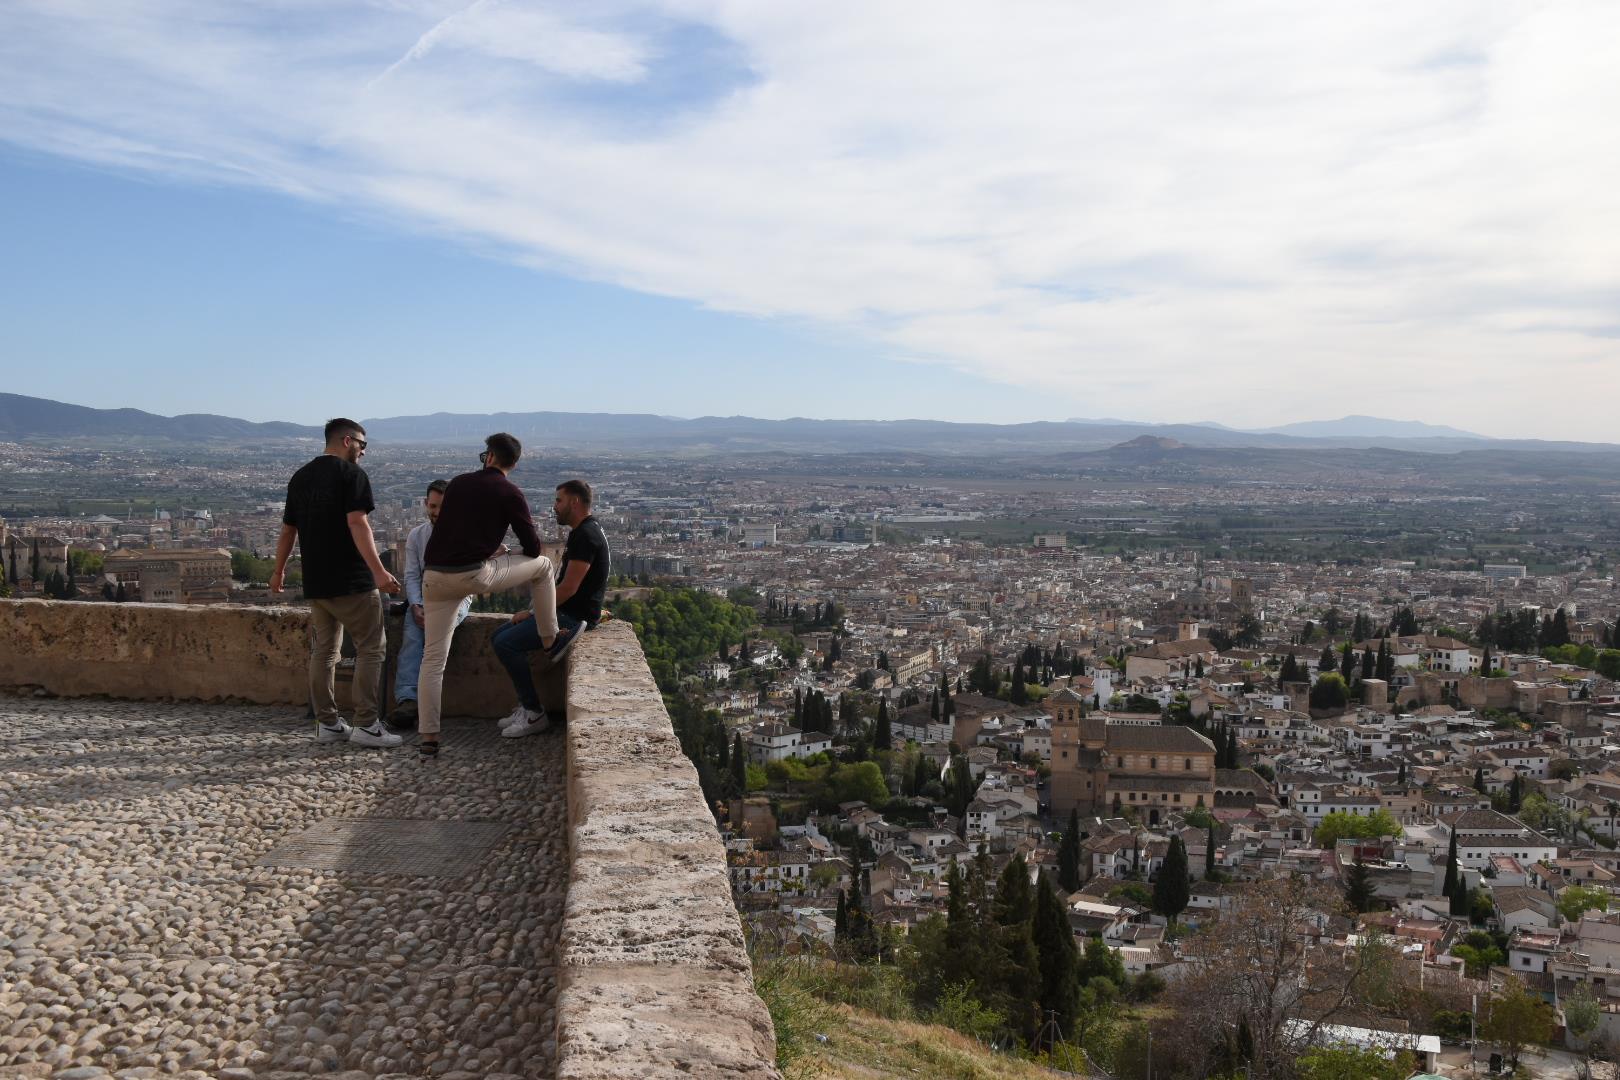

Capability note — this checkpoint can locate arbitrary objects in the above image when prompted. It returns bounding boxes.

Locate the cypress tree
[1032,872,1080,1034]
[930,688,940,720]
[1474,766,1486,794]
[834,889,848,940]
[1280,654,1300,683]
[1361,648,1375,680]
[1443,829,1460,899]
[1510,773,1523,812]
[794,688,803,726]
[1206,824,1217,879]
[1320,644,1337,675]
[1481,647,1493,676]
[1450,880,1471,918]
[1345,852,1375,914]
[1058,807,1083,892]
[1153,835,1190,925]
[874,698,891,750]
[730,733,748,794]
[941,674,954,718]
[994,853,1035,926]
[115,581,127,603]
[1340,642,1356,681]
[30,538,41,582]
[912,753,931,797]
[1397,760,1407,786]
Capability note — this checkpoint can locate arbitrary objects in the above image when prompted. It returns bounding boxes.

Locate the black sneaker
[546,627,578,664]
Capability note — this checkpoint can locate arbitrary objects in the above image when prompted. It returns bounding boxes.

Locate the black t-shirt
[559,515,609,625]
[283,455,376,599]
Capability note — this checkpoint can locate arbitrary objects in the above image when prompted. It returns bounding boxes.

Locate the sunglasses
[348,435,368,450]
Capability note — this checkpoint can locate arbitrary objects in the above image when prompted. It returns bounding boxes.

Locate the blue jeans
[493,612,582,710]
[395,599,470,702]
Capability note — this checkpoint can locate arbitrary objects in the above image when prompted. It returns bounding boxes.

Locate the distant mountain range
[0,393,1607,456]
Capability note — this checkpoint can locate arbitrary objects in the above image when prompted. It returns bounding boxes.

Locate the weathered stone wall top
[558,620,780,1079]
[0,598,521,718]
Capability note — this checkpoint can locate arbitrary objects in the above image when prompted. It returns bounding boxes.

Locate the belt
[425,562,484,573]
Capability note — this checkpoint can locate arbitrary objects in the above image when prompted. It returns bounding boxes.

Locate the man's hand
[374,568,402,594]
[269,568,284,594]
[412,603,425,628]
[510,609,534,625]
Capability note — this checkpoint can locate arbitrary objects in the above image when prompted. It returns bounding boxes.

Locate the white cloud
[1,0,1617,436]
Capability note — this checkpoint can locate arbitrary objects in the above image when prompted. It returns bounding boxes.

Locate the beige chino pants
[309,590,384,728]
[418,553,558,735]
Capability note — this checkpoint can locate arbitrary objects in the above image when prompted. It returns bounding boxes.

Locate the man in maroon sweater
[417,432,569,756]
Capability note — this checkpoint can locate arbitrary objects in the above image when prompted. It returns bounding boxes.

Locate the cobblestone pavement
[0,697,567,1080]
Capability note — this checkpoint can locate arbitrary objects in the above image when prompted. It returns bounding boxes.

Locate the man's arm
[347,510,401,594]
[404,526,426,605]
[509,489,543,558]
[556,560,591,606]
[269,523,298,593]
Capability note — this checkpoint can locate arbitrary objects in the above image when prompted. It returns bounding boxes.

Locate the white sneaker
[501,708,549,738]
[349,722,404,748]
[498,704,531,732]
[317,718,352,743]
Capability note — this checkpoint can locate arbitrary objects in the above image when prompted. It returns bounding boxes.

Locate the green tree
[1296,1044,1415,1080]
[1483,976,1555,1070]
[1153,835,1190,925]
[1558,884,1610,924]
[1451,937,1505,979]
[1206,824,1217,880]
[1313,809,1403,847]
[1057,808,1083,893]
[1564,982,1601,1060]
[1032,872,1080,1035]
[1309,673,1349,711]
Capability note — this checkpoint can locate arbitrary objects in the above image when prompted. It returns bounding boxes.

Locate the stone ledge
[0,598,546,718]
[557,620,780,1080]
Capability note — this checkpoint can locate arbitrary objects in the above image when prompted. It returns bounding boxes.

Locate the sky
[1,1,1617,437]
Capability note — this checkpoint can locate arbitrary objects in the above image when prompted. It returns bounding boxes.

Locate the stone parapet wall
[0,598,536,718]
[558,619,780,1079]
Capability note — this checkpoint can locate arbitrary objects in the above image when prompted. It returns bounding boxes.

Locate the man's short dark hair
[324,418,365,445]
[556,479,593,506]
[426,479,449,497]
[484,432,521,468]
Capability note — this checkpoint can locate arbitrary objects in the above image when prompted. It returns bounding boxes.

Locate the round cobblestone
[0,699,565,1079]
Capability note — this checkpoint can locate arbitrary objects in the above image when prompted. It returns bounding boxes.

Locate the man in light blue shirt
[393,479,471,724]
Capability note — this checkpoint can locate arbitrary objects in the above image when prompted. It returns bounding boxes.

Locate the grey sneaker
[349,722,404,749]
[501,708,549,738]
[317,719,352,743]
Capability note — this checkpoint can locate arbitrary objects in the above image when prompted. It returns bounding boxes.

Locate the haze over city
[2,3,1617,437]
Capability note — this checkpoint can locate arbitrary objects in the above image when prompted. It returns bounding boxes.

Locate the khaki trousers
[419,554,557,735]
[309,590,384,727]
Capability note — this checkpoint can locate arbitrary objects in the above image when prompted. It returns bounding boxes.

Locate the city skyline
[2,3,1617,439]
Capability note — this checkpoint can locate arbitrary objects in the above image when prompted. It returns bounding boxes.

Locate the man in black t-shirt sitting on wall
[271,418,404,748]
[491,478,610,739]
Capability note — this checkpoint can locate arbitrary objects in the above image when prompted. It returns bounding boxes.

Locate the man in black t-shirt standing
[272,418,403,748]
[491,478,610,738]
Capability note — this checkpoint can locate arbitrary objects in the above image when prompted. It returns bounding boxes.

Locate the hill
[0,394,317,440]
[3,393,1616,457]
